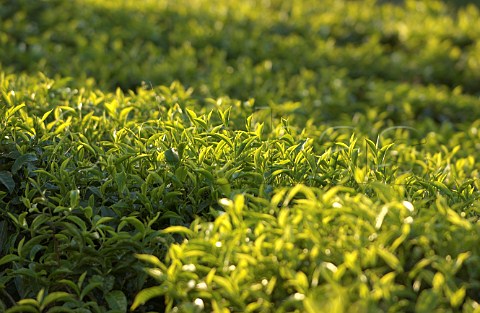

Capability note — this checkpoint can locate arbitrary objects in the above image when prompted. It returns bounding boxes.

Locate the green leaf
[365,138,377,155]
[115,172,127,193]
[304,297,323,313]
[66,215,87,232]
[216,177,231,196]
[164,148,180,165]
[20,234,50,259]
[58,279,80,297]
[46,307,77,313]
[40,292,71,310]
[185,108,197,120]
[119,106,134,122]
[59,157,72,174]
[194,168,214,182]
[158,211,183,220]
[450,286,466,308]
[295,271,309,292]
[212,276,235,295]
[0,171,15,194]
[5,304,39,313]
[69,189,80,209]
[120,216,145,236]
[377,247,403,272]
[40,109,53,123]
[194,117,208,129]
[446,208,471,230]
[0,254,19,266]
[161,226,193,237]
[105,290,127,311]
[415,289,440,313]
[5,103,26,119]
[354,167,366,184]
[80,281,103,300]
[431,181,451,195]
[12,154,38,174]
[207,133,234,148]
[135,254,164,267]
[131,286,166,311]
[95,217,114,227]
[174,166,188,182]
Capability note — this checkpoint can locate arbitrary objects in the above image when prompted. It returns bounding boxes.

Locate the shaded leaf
[0,171,15,193]
[105,290,127,311]
[12,154,37,174]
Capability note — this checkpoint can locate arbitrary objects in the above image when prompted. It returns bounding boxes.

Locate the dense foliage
[1,0,480,312]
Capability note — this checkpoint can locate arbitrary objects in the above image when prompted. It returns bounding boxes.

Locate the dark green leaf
[0,171,15,193]
[105,290,127,311]
[12,154,38,174]
[164,148,180,165]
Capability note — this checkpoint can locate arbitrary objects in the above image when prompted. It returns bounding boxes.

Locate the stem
[1,288,17,307]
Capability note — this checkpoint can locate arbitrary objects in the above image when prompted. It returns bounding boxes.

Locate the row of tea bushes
[2,0,480,96]
[1,72,480,311]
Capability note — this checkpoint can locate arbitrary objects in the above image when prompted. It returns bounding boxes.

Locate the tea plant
[134,188,479,312]
[2,0,480,312]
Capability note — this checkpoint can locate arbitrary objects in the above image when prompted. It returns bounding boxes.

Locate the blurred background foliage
[2,0,480,127]
[2,0,480,312]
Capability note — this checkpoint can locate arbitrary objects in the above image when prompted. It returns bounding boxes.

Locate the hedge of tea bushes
[1,0,480,312]
[1,72,480,312]
[2,0,480,97]
[133,189,480,313]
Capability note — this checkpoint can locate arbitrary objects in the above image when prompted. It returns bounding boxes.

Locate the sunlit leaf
[131,286,166,310]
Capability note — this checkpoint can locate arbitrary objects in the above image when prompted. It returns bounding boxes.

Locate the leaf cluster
[1,0,480,312]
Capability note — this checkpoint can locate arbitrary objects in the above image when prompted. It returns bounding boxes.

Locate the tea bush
[2,0,480,98]
[1,0,480,312]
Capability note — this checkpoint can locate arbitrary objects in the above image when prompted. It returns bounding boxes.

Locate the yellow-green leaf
[131,286,166,311]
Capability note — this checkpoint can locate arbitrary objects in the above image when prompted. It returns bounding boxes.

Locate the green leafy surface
[1,0,480,312]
